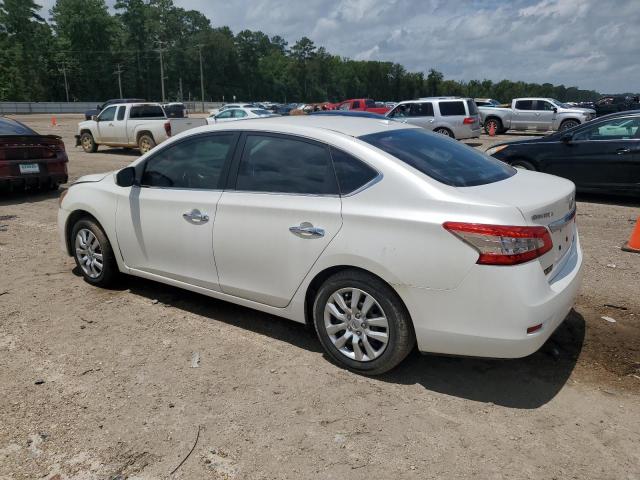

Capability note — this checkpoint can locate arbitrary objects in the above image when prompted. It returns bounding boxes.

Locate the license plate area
[19,163,40,174]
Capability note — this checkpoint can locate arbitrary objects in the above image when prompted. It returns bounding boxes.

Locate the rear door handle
[289,222,325,238]
[182,209,209,223]
[617,148,631,155]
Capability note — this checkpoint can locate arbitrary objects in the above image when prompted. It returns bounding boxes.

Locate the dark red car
[0,117,68,191]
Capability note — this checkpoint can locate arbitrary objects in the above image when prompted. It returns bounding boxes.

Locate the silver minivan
[385,97,482,139]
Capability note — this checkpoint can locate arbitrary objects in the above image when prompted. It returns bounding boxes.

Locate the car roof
[310,111,387,119]
[195,114,415,138]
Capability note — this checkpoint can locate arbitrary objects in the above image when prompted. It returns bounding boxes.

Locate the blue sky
[37,0,639,93]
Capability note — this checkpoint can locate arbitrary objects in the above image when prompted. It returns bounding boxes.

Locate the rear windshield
[359,128,515,187]
[0,118,37,135]
[466,100,478,115]
[130,105,166,119]
[438,101,466,116]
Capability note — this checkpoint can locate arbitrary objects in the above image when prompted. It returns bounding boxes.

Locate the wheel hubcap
[324,288,389,362]
[75,228,103,279]
[436,129,450,136]
[140,139,150,152]
[82,137,91,149]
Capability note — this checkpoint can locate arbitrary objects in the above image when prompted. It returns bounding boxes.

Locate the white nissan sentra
[58,116,582,374]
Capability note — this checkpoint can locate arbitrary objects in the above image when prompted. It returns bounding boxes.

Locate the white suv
[386,97,482,139]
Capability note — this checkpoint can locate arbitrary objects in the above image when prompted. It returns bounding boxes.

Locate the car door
[512,100,535,130]
[545,116,640,190]
[533,100,556,131]
[213,132,342,308]
[114,132,238,291]
[96,106,118,142]
[232,109,248,121]
[406,102,435,130]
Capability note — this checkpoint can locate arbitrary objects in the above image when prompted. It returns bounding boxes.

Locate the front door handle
[617,148,631,155]
[289,222,325,238]
[182,209,209,223]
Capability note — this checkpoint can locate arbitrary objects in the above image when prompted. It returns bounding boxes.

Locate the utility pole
[59,64,69,102]
[197,45,205,113]
[157,41,166,103]
[114,63,124,98]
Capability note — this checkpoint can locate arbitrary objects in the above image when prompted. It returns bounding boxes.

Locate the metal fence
[0,101,224,114]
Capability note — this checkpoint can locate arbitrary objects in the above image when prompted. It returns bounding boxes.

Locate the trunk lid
[462,170,577,277]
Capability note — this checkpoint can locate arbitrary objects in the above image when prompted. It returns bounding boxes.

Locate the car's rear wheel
[510,159,536,170]
[313,270,415,375]
[434,127,454,138]
[138,134,156,154]
[559,119,580,131]
[484,118,503,135]
[80,132,98,153]
[71,218,118,287]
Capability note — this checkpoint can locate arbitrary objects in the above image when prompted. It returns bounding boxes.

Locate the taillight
[443,222,553,265]
[164,122,172,137]
[463,117,475,124]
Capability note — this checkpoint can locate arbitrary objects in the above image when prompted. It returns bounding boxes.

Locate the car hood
[74,171,113,184]
[78,120,95,129]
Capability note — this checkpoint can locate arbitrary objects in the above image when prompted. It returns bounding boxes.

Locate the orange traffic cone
[51,116,57,127]
[622,218,640,253]
[489,122,496,137]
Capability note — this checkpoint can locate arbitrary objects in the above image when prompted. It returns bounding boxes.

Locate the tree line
[0,0,602,104]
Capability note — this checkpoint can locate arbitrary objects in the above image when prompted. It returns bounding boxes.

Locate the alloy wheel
[324,288,389,362]
[75,228,103,279]
[435,128,451,137]
[82,136,92,150]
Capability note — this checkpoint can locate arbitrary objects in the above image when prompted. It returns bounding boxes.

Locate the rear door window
[235,134,338,195]
[359,128,515,187]
[330,148,378,195]
[410,102,434,117]
[352,101,361,109]
[438,101,466,116]
[116,106,126,120]
[515,100,533,110]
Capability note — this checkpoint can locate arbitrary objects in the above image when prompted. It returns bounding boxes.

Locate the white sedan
[206,107,275,125]
[58,116,583,374]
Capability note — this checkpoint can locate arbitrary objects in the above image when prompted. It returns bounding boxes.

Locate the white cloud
[37,0,640,93]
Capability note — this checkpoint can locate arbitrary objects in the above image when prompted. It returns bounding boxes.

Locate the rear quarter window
[359,128,515,187]
[330,148,378,195]
[438,101,466,116]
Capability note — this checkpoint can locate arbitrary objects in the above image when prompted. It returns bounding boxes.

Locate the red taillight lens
[443,222,553,265]
[164,121,172,137]
[463,117,475,124]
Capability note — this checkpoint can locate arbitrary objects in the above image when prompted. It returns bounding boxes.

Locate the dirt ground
[1,114,639,479]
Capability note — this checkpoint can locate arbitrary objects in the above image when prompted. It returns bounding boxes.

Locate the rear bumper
[455,126,482,139]
[398,234,583,358]
[0,173,68,191]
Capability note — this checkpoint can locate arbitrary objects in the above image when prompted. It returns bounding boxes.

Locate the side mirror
[92,115,98,122]
[561,133,573,144]
[116,166,137,187]
[552,107,558,113]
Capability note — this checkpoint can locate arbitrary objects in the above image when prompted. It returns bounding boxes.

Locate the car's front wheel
[80,132,98,153]
[71,218,118,287]
[313,270,415,375]
[559,119,580,131]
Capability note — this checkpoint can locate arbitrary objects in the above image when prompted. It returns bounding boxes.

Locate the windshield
[359,128,515,187]
[550,99,570,109]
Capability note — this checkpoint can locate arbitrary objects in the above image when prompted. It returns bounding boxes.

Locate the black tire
[510,159,536,171]
[484,118,503,135]
[80,132,98,153]
[434,127,454,139]
[312,270,415,375]
[559,119,580,131]
[138,134,156,154]
[71,218,119,287]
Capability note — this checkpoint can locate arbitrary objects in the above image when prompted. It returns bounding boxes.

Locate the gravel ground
[1,114,639,479]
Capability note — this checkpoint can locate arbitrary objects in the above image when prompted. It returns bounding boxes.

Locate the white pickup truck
[75,102,206,154]
[479,98,596,134]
